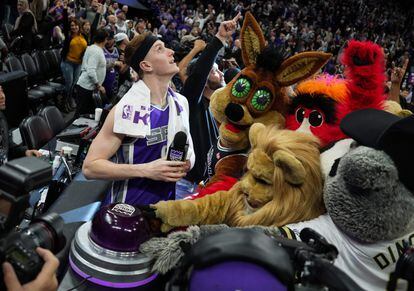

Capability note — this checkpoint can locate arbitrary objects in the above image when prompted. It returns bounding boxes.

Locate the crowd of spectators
[0,0,413,110]
[0,1,413,288]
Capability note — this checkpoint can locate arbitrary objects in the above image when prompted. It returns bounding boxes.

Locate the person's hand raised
[193,39,206,52]
[391,58,409,84]
[216,12,242,45]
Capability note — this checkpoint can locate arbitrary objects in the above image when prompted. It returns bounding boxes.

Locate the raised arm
[181,13,241,106]
[388,58,409,104]
[177,39,206,83]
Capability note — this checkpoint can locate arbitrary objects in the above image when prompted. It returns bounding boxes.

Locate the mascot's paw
[397,109,413,118]
[152,200,199,230]
[342,40,383,68]
[160,223,175,233]
[383,100,413,118]
[340,146,398,191]
[152,201,181,231]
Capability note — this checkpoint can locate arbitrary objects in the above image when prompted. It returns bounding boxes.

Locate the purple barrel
[90,203,151,252]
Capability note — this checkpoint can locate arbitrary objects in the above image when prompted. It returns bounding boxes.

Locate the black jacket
[181,37,223,183]
[10,12,36,51]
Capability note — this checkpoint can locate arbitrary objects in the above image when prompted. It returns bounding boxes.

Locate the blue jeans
[61,60,81,98]
[175,178,197,200]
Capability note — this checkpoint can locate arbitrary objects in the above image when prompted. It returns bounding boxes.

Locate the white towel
[113,80,195,168]
[114,80,152,137]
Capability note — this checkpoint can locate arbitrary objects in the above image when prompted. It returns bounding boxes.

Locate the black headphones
[165,228,295,291]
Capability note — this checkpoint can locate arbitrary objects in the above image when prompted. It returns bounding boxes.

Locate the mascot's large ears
[275,52,332,86]
[241,12,266,67]
[240,12,332,85]
[249,123,266,148]
[273,150,306,185]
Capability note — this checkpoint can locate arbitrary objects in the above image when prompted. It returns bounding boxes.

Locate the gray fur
[140,224,283,274]
[140,226,201,274]
[324,146,414,243]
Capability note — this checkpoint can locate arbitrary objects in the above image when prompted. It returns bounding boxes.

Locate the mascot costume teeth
[193,12,330,198]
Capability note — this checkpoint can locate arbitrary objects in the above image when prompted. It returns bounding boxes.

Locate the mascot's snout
[225,103,244,123]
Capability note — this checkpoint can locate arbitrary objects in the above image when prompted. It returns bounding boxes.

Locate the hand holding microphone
[144,132,190,182]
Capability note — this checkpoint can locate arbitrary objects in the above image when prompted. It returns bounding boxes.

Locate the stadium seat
[38,106,66,137]
[19,115,53,149]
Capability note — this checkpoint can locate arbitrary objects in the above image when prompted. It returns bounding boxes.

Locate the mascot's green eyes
[251,89,272,111]
[232,77,251,98]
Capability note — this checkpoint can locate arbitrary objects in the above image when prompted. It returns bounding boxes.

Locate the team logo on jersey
[122,104,133,120]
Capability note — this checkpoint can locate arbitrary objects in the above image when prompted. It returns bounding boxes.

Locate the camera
[387,244,414,291]
[0,157,65,288]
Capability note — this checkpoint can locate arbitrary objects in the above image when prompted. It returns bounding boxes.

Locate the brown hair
[70,18,81,34]
[124,32,152,77]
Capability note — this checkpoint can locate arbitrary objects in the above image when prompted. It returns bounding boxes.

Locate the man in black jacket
[177,13,241,199]
[0,85,41,165]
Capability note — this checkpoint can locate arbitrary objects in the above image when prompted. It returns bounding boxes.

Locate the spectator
[114,32,130,90]
[106,14,117,34]
[78,0,100,24]
[60,5,88,110]
[102,31,121,101]
[134,18,147,35]
[115,11,127,34]
[121,4,128,14]
[10,0,37,51]
[0,86,41,165]
[75,28,108,115]
[176,13,240,198]
[125,19,135,40]
[114,32,129,51]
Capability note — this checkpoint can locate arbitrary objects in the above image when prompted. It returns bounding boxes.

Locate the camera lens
[25,213,64,253]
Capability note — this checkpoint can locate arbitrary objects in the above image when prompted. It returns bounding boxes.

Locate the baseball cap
[340,108,414,192]
[114,32,128,43]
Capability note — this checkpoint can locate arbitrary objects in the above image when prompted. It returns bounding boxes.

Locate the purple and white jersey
[105,103,175,205]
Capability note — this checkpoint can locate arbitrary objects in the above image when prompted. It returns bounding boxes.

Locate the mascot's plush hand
[324,146,414,243]
[343,40,381,67]
[151,199,204,233]
[151,201,181,233]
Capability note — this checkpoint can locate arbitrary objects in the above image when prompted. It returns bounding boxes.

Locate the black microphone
[167,131,188,161]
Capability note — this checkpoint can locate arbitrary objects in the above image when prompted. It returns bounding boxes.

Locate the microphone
[167,131,188,161]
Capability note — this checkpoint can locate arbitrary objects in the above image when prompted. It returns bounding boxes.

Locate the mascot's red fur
[286,40,386,148]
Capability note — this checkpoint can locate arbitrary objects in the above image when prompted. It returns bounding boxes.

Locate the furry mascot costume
[285,40,386,148]
[151,124,324,233]
[285,40,391,177]
[194,12,330,197]
[141,109,414,290]
[284,109,414,290]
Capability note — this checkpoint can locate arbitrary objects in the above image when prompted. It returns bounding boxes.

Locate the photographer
[2,247,59,291]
